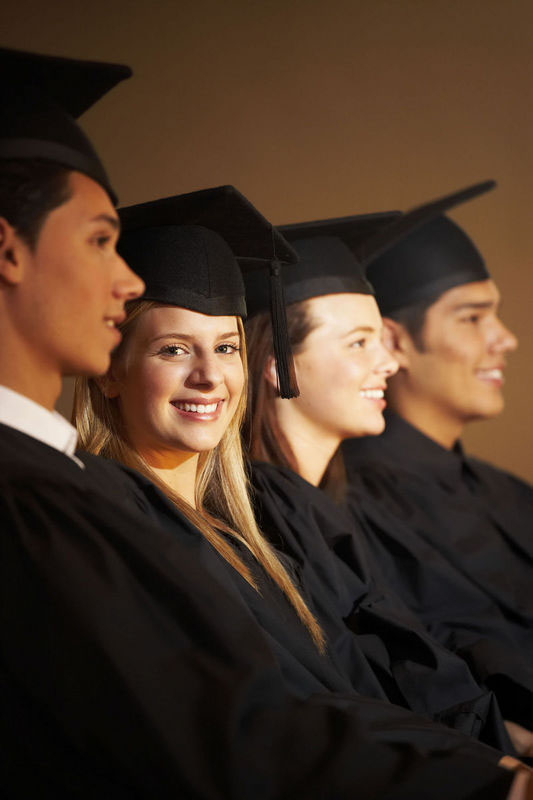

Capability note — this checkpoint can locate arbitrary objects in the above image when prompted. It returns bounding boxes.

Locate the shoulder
[251,461,326,505]
[467,454,533,495]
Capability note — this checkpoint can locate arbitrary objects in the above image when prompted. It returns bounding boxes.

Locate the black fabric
[245,235,373,317]
[366,216,490,315]
[352,182,495,314]
[0,423,514,798]
[342,412,533,726]
[244,212,401,319]
[118,225,247,317]
[0,47,131,202]
[119,185,297,267]
[249,461,514,753]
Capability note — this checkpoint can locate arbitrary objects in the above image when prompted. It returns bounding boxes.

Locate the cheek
[226,364,245,408]
[122,363,176,418]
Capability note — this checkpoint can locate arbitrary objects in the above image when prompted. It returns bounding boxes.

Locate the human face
[18,171,144,377]
[403,279,518,424]
[112,306,244,462]
[287,293,398,443]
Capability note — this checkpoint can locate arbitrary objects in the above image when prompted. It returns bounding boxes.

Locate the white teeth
[360,389,384,399]
[477,369,503,380]
[175,402,219,414]
[105,319,115,328]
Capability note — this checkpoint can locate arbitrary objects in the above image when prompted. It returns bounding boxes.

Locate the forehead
[432,279,501,314]
[305,292,382,331]
[42,171,117,232]
[135,305,240,337]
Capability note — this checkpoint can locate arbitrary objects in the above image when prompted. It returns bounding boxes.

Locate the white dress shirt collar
[0,385,84,468]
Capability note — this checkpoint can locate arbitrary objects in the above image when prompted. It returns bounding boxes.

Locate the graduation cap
[0,46,132,204]
[118,185,300,398]
[358,181,496,315]
[244,211,399,316]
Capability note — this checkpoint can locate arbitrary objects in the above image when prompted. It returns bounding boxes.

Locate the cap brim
[359,180,496,267]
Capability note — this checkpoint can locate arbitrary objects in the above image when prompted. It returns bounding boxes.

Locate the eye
[215,342,240,355]
[158,344,187,357]
[91,233,113,249]
[349,337,366,350]
[459,314,481,324]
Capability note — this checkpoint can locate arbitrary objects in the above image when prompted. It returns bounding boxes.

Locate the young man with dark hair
[342,184,533,742]
[1,50,530,797]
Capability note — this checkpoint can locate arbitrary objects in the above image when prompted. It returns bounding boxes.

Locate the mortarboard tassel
[269,259,299,399]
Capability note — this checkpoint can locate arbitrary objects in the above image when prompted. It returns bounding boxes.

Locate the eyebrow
[149,330,240,344]
[341,325,377,337]
[90,213,120,231]
[451,300,498,312]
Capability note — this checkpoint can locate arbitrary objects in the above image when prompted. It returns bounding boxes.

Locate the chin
[64,353,110,378]
[344,415,385,440]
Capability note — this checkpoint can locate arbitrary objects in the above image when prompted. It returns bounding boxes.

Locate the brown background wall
[3,0,532,482]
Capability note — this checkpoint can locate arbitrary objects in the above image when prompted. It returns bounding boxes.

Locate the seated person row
[242,183,533,749]
[1,45,529,798]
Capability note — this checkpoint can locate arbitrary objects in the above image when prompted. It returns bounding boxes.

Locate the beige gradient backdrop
[3,0,532,482]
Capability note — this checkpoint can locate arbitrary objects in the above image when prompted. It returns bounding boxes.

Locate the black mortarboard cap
[357,181,495,315]
[118,186,300,397]
[0,47,132,204]
[244,212,399,317]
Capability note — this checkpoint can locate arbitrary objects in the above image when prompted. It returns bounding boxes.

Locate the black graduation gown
[0,422,514,799]
[341,411,533,726]
[249,461,512,753]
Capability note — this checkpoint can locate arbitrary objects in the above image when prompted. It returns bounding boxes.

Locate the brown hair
[244,301,346,502]
[73,299,325,651]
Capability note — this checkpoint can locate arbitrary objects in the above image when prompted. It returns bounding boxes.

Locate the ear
[95,364,122,399]
[382,317,413,370]
[263,355,279,391]
[0,217,28,286]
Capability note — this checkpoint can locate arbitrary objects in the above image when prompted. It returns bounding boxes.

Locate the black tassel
[269,259,299,399]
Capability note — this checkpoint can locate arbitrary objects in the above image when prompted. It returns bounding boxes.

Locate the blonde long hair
[73,300,325,651]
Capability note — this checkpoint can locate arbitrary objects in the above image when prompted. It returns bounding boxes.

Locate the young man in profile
[0,50,529,797]
[342,185,533,732]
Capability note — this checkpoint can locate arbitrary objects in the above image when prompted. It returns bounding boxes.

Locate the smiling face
[110,305,245,463]
[397,279,518,428]
[16,171,145,378]
[281,293,398,445]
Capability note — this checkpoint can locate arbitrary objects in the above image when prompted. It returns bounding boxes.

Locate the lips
[104,316,123,343]
[173,401,219,414]
[170,398,224,419]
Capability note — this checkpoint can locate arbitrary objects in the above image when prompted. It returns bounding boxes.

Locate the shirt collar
[0,385,84,468]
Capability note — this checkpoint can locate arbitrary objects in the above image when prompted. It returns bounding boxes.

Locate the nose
[186,352,224,389]
[112,255,145,302]
[490,317,518,355]
[376,341,399,378]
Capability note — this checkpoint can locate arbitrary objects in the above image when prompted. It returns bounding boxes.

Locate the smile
[359,389,385,399]
[476,368,504,385]
[173,401,220,414]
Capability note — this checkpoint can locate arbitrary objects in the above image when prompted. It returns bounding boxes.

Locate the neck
[388,390,463,450]
[0,333,61,411]
[141,447,199,508]
[273,398,340,486]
